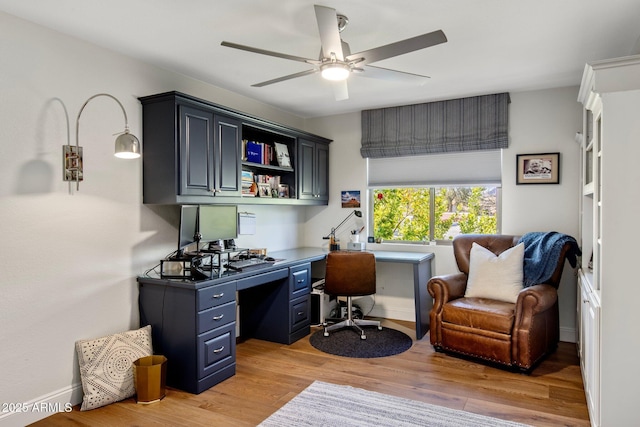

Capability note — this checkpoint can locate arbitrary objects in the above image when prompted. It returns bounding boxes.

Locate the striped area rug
[259,381,530,427]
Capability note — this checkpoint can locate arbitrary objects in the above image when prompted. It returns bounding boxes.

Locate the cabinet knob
[212,346,225,354]
[213,314,224,321]
[297,279,305,284]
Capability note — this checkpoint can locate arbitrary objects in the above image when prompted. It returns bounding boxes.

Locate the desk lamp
[323,210,362,250]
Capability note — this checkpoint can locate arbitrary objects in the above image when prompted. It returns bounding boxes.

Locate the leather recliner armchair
[427,234,573,372]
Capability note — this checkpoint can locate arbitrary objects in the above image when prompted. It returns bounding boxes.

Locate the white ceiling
[2,0,640,118]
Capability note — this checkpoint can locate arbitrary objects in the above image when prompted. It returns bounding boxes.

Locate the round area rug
[309,326,413,358]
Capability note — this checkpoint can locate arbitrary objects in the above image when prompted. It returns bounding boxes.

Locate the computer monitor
[198,205,238,243]
[177,205,198,256]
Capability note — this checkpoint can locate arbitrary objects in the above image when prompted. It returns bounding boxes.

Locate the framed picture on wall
[516,152,560,185]
[341,190,361,208]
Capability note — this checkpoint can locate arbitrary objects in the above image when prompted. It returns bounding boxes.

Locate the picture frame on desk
[257,183,271,197]
[278,184,290,198]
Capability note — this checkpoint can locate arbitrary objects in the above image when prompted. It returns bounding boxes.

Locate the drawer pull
[212,346,225,354]
[297,311,304,316]
[213,314,224,321]
[297,279,305,283]
[212,292,224,299]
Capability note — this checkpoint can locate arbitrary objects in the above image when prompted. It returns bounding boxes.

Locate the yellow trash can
[133,355,167,404]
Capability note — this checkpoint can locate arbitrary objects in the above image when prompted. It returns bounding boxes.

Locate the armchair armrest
[515,284,558,317]
[512,284,560,369]
[428,272,467,310]
[427,272,467,347]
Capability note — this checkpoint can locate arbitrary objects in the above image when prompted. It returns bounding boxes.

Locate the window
[370,186,500,242]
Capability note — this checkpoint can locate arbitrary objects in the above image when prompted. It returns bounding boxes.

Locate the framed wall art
[516,152,560,185]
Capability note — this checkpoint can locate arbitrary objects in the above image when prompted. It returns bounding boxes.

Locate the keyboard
[225,257,270,271]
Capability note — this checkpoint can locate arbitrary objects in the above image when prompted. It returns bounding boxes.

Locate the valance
[361,93,510,158]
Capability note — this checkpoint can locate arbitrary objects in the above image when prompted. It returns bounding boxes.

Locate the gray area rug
[259,381,530,427]
[309,326,412,358]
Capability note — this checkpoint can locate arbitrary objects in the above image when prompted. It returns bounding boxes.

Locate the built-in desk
[137,247,433,394]
[368,251,434,340]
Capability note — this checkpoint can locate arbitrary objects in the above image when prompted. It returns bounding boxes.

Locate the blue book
[246,141,262,163]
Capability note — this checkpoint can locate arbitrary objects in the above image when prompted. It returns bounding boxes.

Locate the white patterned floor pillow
[76,325,152,411]
[465,242,524,303]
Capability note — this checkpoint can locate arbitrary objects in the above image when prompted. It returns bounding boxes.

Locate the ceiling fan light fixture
[321,63,350,81]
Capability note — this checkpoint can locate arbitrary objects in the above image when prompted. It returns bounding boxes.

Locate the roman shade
[367,150,501,186]
[361,93,510,159]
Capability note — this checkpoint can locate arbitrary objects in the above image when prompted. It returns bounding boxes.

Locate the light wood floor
[32,319,590,426]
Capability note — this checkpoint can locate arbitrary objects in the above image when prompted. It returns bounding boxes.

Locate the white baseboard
[369,306,415,322]
[0,383,82,427]
[560,326,576,343]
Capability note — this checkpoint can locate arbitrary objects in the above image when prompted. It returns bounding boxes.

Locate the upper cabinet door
[298,138,329,201]
[215,115,242,196]
[180,105,215,196]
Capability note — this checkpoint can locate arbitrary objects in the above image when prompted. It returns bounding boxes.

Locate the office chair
[322,251,382,340]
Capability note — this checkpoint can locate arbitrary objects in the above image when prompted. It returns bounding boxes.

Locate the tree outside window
[371,186,498,242]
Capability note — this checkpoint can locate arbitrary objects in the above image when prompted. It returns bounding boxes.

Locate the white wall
[305,87,582,338]
[0,12,307,426]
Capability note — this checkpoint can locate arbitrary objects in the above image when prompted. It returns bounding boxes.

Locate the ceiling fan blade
[251,69,319,87]
[346,30,447,66]
[221,41,319,65]
[314,5,344,60]
[332,80,349,101]
[360,65,431,84]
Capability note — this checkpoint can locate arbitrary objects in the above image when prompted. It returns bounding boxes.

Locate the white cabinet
[577,54,640,427]
[577,270,600,424]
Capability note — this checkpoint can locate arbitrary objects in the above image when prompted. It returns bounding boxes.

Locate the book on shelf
[245,140,263,164]
[274,142,291,168]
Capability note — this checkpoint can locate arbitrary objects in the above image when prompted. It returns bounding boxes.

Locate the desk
[137,247,433,394]
[370,251,434,340]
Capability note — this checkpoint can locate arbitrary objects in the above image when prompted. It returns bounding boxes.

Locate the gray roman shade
[361,93,510,158]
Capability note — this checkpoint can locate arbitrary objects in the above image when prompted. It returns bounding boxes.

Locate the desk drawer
[236,268,288,291]
[197,301,236,334]
[290,263,311,299]
[198,322,236,379]
[290,295,310,333]
[197,281,236,311]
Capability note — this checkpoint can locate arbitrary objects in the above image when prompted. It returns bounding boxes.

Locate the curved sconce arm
[63,93,141,193]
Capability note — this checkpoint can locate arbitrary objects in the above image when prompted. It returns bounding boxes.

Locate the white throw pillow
[76,325,152,411]
[465,242,524,303]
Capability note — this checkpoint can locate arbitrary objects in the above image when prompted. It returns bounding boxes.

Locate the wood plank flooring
[32,319,590,426]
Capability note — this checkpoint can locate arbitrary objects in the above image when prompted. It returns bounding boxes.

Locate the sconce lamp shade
[115,130,141,159]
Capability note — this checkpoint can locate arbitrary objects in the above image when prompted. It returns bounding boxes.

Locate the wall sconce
[63,93,141,192]
[323,210,362,250]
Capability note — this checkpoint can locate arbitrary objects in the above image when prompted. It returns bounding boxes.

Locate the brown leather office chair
[323,251,382,340]
[428,234,575,372]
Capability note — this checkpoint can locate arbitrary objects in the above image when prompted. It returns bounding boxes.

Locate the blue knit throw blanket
[518,232,581,287]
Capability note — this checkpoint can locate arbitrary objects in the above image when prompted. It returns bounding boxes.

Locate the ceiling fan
[221,4,447,101]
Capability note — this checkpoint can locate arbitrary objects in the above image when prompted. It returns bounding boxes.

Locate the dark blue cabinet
[138,261,312,394]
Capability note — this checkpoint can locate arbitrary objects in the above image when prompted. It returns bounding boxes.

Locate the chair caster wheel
[323,331,329,337]
[378,326,383,330]
[361,335,366,340]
